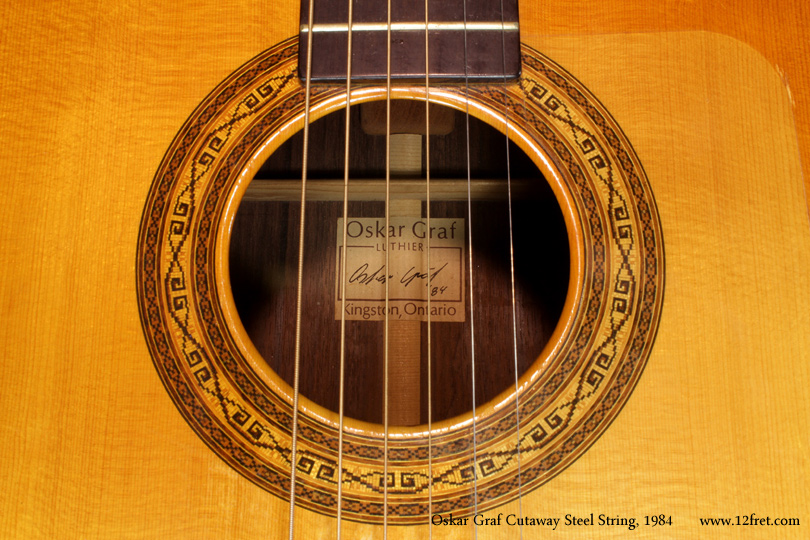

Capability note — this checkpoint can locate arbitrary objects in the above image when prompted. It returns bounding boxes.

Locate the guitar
[1,1,808,539]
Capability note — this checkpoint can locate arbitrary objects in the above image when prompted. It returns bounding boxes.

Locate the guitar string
[383,0,392,536]
[423,0,434,536]
[287,0,317,537]
[336,0,356,536]
[498,0,523,536]
[460,0,480,536]
[295,4,513,535]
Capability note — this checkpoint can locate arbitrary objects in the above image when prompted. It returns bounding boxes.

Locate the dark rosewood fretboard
[298,0,520,81]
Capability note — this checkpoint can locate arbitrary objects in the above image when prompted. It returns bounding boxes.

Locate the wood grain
[0,2,808,539]
[521,0,810,212]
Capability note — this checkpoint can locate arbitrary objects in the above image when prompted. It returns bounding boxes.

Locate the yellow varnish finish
[0,2,808,540]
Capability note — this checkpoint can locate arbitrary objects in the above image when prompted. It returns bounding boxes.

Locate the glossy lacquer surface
[0,1,808,539]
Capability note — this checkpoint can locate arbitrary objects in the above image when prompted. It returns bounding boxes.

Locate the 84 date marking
[646,514,673,527]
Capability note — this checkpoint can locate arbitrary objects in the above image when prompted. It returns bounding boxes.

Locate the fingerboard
[298,0,520,81]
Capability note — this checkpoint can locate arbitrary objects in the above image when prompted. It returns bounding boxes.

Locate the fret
[298,0,520,81]
[300,21,520,33]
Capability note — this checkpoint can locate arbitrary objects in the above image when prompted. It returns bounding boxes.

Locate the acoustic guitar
[1,1,808,539]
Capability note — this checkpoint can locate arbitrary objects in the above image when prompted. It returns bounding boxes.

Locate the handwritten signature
[348,262,448,287]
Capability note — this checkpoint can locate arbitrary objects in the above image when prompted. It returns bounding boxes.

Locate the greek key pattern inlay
[137,37,664,524]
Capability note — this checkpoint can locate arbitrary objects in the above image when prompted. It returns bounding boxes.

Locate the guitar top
[0,1,808,539]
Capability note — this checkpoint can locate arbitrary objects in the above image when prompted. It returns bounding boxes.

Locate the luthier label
[335,217,465,322]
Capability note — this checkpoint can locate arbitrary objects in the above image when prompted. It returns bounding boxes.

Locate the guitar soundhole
[229,102,569,425]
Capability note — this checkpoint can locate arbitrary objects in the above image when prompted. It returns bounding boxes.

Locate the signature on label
[349,262,449,296]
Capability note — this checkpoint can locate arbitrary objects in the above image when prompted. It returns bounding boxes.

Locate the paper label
[335,217,465,322]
